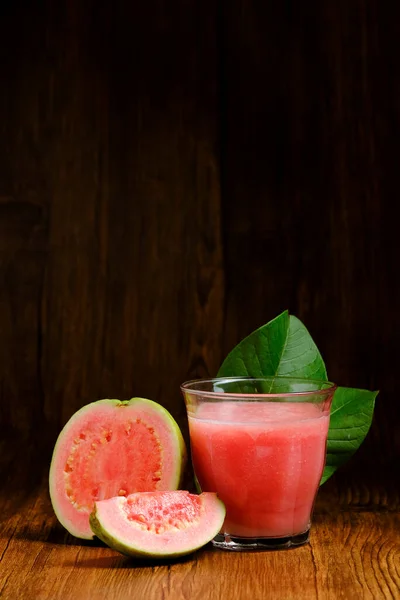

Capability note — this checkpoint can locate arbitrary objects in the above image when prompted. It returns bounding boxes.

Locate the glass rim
[180,376,337,398]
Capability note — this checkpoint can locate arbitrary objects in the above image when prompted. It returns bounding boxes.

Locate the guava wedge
[49,398,187,539]
[89,491,226,558]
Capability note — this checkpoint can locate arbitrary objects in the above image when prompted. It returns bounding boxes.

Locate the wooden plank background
[0,0,399,508]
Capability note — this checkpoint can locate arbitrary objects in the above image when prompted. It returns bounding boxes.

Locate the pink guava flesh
[49,399,186,539]
[123,491,202,533]
[90,491,226,558]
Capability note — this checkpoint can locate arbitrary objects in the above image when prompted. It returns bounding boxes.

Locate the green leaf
[217,310,327,383]
[321,387,378,484]
[217,311,378,484]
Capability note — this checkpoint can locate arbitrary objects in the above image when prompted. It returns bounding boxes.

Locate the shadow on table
[8,524,102,546]
[62,548,207,569]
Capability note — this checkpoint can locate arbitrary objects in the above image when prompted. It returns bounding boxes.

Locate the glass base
[212,529,310,551]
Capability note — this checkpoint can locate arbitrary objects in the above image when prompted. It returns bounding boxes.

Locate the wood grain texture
[0,0,223,440]
[0,472,398,600]
[220,0,400,493]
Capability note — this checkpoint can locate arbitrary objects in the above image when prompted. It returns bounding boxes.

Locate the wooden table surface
[1,439,399,600]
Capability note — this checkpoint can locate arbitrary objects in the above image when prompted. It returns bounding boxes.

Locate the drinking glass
[181,377,336,550]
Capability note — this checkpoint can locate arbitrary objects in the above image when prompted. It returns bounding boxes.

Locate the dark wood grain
[220,0,400,495]
[0,0,223,441]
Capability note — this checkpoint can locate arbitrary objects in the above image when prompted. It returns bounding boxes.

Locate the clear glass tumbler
[181,376,336,551]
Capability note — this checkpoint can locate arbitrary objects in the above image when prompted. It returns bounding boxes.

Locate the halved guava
[49,398,187,539]
[90,491,226,558]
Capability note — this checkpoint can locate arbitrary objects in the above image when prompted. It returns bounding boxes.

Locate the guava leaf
[217,311,377,484]
[321,386,377,484]
[217,310,327,382]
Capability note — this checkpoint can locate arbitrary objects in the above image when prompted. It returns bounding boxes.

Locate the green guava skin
[49,398,187,539]
[89,494,226,559]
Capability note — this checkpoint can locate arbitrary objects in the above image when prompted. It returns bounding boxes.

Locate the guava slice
[49,398,187,539]
[89,491,226,558]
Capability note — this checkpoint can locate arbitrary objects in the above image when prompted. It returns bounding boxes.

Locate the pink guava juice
[188,401,330,538]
